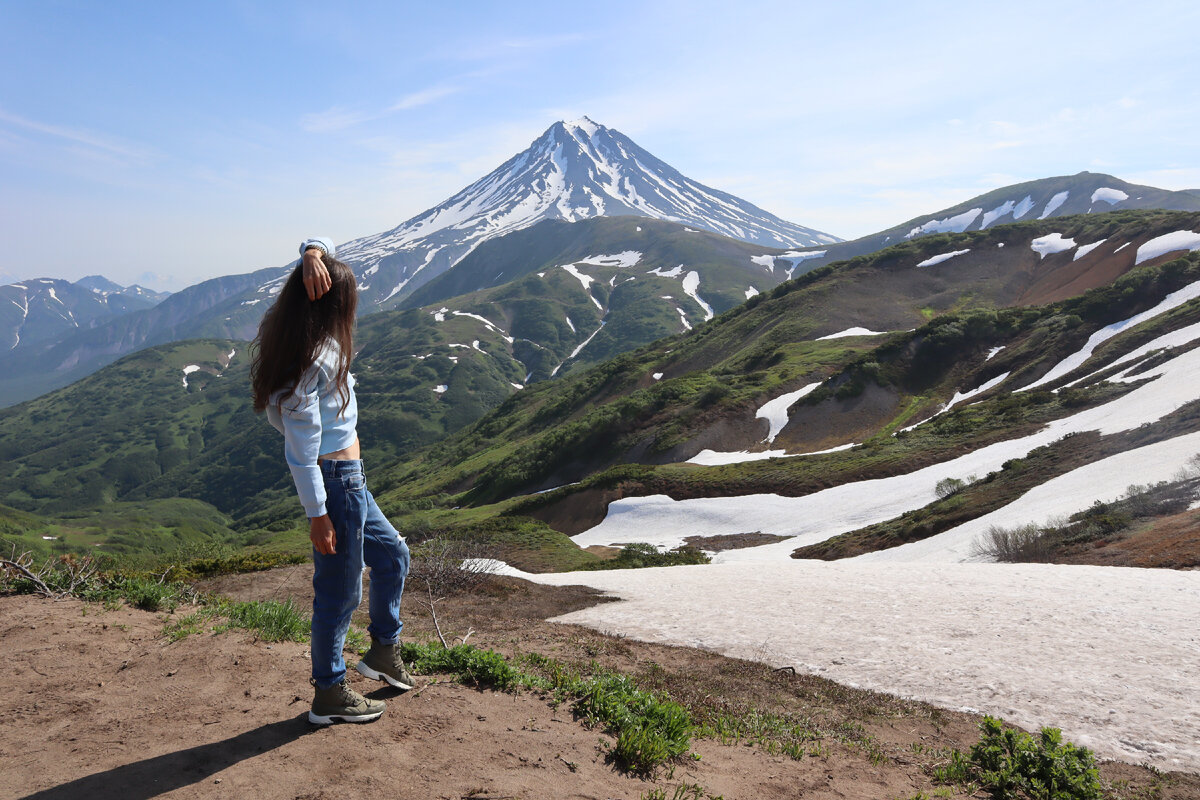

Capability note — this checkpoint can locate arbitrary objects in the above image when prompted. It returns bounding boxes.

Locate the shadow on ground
[20,716,318,800]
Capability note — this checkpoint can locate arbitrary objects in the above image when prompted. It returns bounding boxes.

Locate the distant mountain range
[780,171,1200,272]
[4,119,1200,409]
[0,276,167,354]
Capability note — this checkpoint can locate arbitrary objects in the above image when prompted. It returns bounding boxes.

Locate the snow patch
[1091,187,1128,205]
[938,372,1010,416]
[1073,239,1107,260]
[917,249,970,268]
[980,200,1016,228]
[646,265,685,278]
[745,286,759,299]
[1134,230,1200,265]
[681,271,714,321]
[757,382,822,443]
[181,365,201,389]
[905,208,982,239]
[687,449,788,466]
[1038,191,1069,219]
[816,327,887,340]
[577,251,642,269]
[433,384,448,393]
[1011,195,1035,219]
[1030,233,1076,258]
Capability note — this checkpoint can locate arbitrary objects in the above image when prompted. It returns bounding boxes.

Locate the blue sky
[2,0,1198,290]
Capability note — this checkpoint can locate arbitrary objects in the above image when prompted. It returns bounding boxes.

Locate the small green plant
[640,783,724,800]
[213,598,309,643]
[401,641,520,690]
[576,542,711,571]
[165,611,206,642]
[935,716,1102,800]
[106,575,188,612]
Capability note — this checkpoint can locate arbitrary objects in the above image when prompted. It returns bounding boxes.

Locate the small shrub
[934,477,966,500]
[968,716,1101,800]
[577,543,711,571]
[971,524,1051,562]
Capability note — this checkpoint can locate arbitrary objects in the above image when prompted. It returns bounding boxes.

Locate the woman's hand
[302,247,332,301]
[309,514,337,555]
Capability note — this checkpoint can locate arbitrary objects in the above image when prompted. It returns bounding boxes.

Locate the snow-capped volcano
[338,117,840,306]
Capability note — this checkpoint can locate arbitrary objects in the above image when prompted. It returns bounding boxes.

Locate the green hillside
[3,210,1199,570]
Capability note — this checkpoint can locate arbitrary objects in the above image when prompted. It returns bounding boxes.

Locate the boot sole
[307,708,384,725]
[356,660,415,690]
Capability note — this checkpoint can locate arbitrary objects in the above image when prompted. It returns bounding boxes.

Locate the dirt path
[1,576,1195,799]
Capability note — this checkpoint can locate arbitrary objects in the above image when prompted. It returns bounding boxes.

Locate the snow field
[524,561,1200,770]
[532,327,1200,770]
[1022,278,1200,390]
[856,429,1200,563]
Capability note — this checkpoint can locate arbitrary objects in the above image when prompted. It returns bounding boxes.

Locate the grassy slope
[4,210,1200,569]
[377,213,1200,506]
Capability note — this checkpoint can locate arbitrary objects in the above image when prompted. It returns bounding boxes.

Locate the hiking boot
[355,636,416,690]
[308,678,385,725]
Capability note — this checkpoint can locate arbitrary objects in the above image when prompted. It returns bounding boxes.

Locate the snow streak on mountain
[338,117,840,307]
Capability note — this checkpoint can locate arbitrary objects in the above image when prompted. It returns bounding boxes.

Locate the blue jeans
[311,460,409,689]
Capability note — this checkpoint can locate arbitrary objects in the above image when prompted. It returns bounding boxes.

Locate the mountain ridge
[338,116,839,309]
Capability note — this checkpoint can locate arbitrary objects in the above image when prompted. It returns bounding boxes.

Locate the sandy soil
[3,572,1197,800]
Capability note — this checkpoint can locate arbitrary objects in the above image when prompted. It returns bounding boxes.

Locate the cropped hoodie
[266,340,358,518]
[264,237,356,518]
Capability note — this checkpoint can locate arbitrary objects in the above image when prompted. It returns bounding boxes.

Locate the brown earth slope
[2,574,1197,799]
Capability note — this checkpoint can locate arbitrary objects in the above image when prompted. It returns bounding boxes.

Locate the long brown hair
[251,254,358,415]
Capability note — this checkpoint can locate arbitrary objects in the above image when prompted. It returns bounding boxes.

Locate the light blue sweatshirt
[266,341,358,518]
[264,237,356,518]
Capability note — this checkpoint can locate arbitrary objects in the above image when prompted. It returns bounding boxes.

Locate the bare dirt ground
[2,569,1197,800]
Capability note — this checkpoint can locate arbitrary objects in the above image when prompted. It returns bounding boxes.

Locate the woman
[251,239,414,725]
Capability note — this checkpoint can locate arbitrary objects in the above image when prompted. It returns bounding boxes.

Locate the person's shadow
[19,715,319,800]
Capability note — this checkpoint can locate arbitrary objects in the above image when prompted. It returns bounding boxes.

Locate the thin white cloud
[302,85,462,133]
[300,106,375,133]
[0,107,154,165]
[388,85,461,112]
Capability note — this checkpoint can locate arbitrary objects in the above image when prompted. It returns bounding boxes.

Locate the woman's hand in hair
[302,247,332,301]
[309,514,337,555]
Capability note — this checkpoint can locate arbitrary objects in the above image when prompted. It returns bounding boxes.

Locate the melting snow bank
[757,382,821,443]
[574,344,1200,555]
[687,449,788,466]
[1023,278,1200,390]
[181,365,201,389]
[516,561,1200,771]
[816,327,887,340]
[916,249,970,268]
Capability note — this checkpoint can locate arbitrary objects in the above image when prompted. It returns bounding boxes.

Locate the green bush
[576,543,711,571]
[400,641,519,690]
[936,716,1101,800]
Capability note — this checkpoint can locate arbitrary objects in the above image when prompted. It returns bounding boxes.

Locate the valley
[3,123,1199,785]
